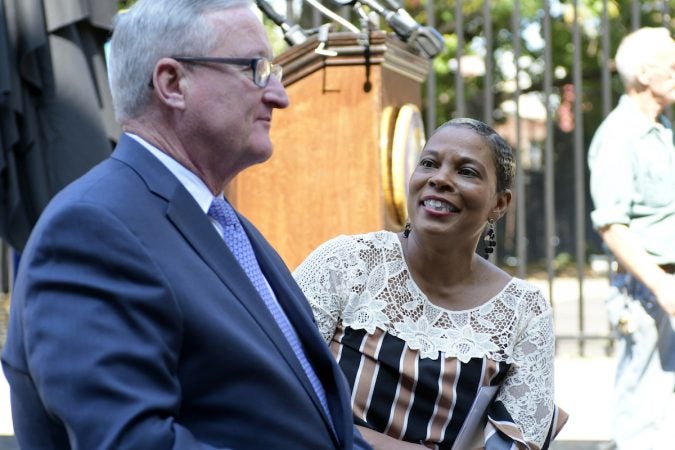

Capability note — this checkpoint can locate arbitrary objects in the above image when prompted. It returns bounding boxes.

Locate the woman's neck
[397,231,511,310]
[399,231,480,287]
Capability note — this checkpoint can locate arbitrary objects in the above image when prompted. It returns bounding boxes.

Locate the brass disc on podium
[379,105,398,223]
[389,104,426,226]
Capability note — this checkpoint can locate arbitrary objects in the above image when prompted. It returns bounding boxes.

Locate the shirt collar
[618,95,669,137]
[126,133,217,213]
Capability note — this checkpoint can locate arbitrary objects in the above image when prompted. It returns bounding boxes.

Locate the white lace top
[294,231,556,449]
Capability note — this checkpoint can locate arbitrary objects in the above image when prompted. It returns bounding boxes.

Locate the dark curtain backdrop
[0,0,119,251]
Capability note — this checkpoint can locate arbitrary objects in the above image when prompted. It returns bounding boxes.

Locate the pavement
[0,373,15,450]
[536,276,616,450]
[549,356,615,449]
[0,276,617,449]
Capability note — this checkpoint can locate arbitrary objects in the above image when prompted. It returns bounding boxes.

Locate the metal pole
[483,0,493,127]
[572,0,586,356]
[454,0,465,117]
[662,0,673,121]
[513,0,526,279]
[601,0,611,117]
[482,0,498,264]
[631,0,640,31]
[543,1,556,307]
[426,0,437,134]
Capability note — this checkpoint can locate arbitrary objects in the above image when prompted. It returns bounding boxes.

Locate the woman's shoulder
[502,277,551,317]
[351,230,400,246]
[310,230,399,256]
[298,230,400,269]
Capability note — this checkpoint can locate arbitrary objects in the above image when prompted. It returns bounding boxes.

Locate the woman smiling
[294,118,567,450]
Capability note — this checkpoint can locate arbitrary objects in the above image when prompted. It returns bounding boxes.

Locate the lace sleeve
[497,287,556,448]
[293,236,356,343]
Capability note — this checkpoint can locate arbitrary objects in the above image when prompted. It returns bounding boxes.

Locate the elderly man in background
[1,0,372,448]
[588,27,675,450]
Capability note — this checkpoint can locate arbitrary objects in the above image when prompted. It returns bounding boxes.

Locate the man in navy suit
[1,1,372,448]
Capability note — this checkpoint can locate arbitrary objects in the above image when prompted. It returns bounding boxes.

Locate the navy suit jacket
[2,135,370,450]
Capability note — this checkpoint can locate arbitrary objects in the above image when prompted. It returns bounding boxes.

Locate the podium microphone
[256,0,309,46]
[408,25,445,59]
[329,0,445,58]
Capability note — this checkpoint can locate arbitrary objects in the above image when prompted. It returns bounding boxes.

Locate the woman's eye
[419,159,435,168]
[459,167,478,177]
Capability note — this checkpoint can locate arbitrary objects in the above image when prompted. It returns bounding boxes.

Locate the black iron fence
[1,1,673,357]
[282,0,673,356]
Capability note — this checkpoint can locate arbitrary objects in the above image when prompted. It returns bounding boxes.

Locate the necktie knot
[208,197,240,229]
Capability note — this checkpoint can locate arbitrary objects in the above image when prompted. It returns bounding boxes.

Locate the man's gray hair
[615,27,673,89]
[108,0,253,122]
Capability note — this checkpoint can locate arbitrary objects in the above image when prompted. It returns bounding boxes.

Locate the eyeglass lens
[255,59,282,87]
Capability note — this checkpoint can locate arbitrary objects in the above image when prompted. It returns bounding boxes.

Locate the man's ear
[151,58,188,110]
[492,189,512,219]
[635,65,652,87]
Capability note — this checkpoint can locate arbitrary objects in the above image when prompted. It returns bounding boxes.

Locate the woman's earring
[403,221,411,238]
[483,218,496,259]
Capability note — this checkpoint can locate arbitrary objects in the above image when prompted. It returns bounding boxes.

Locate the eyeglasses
[171,56,283,88]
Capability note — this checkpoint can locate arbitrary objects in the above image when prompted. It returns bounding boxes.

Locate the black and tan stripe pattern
[333,326,510,448]
[295,231,568,448]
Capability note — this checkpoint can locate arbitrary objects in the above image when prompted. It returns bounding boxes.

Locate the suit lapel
[174,198,342,447]
[112,136,342,445]
[166,194,315,394]
[243,221,346,446]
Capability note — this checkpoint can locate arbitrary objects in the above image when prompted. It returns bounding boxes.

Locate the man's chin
[250,143,274,164]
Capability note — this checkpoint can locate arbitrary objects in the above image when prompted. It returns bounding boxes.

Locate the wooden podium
[228,31,430,270]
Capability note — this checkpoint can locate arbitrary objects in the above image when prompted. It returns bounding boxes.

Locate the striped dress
[294,231,567,450]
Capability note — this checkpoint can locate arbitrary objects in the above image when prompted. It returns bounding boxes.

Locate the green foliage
[554,252,574,271]
[395,0,674,128]
[119,0,674,131]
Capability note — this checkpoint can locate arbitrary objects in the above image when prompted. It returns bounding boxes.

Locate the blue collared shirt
[588,95,675,264]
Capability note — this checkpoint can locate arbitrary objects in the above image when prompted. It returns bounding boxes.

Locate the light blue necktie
[208,198,334,426]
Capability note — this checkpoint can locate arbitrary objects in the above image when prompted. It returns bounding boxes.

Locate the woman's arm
[497,287,557,448]
[293,235,372,342]
[293,243,347,343]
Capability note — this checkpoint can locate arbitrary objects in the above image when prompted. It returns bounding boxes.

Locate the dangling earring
[403,221,411,238]
[483,218,496,259]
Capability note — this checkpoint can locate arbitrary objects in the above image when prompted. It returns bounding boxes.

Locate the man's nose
[264,76,290,109]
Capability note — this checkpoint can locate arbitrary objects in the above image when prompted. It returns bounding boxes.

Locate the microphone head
[410,26,445,59]
[384,9,418,40]
[256,0,308,46]
[256,0,285,25]
[285,25,308,46]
